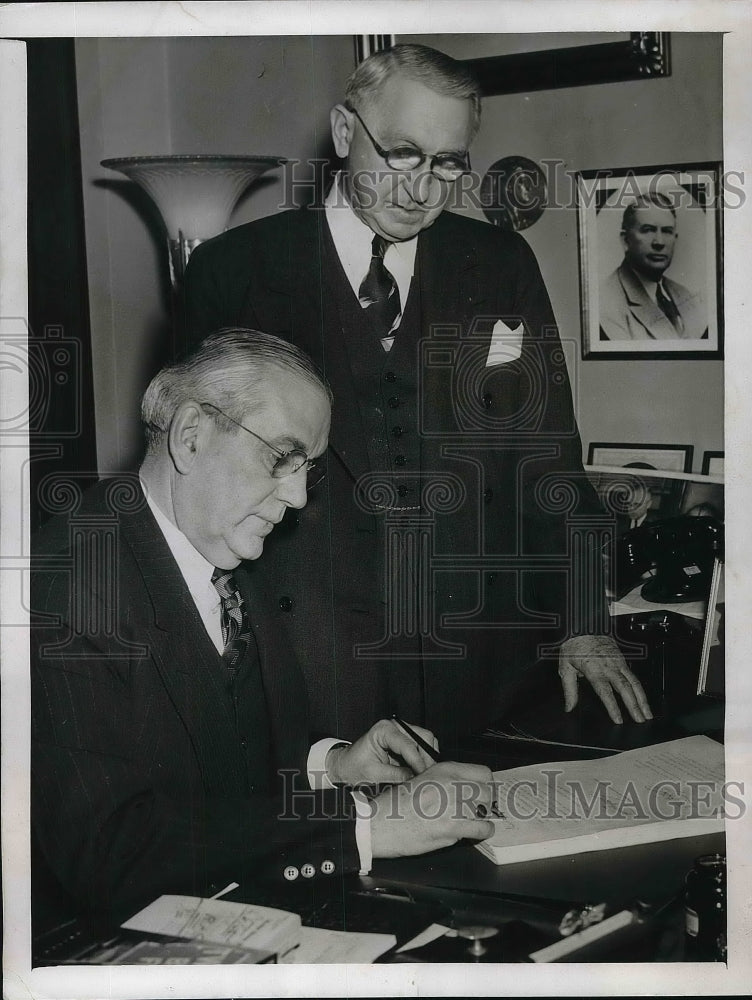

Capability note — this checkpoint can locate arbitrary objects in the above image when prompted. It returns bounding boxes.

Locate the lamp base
[168,234,204,287]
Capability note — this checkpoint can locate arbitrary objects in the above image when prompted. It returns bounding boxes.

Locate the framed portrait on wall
[576,162,723,359]
[587,441,694,472]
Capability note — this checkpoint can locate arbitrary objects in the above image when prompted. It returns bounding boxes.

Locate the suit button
[321,860,335,875]
[388,396,400,408]
[279,596,293,612]
[384,371,397,382]
[301,863,315,879]
[483,488,494,503]
[392,426,403,437]
[482,392,493,409]
[283,865,299,881]
[394,455,406,467]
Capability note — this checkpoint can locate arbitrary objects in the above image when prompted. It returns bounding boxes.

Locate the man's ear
[168,401,205,474]
[330,103,355,159]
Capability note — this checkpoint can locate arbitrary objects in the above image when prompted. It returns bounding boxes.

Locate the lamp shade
[101,154,286,285]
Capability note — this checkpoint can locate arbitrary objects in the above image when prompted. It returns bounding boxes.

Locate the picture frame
[587,441,694,473]
[354,33,671,94]
[576,162,723,359]
[702,450,725,476]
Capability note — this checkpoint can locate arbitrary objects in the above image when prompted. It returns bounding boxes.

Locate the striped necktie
[358,234,401,339]
[211,568,252,670]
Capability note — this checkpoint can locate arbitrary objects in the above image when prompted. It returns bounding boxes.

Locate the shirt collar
[324,172,417,297]
[140,475,218,592]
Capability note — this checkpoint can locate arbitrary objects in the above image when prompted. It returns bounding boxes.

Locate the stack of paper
[121,894,397,964]
[477,736,725,865]
[121,895,302,959]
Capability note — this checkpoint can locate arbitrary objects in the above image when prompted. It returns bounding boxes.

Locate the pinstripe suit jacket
[31,477,359,925]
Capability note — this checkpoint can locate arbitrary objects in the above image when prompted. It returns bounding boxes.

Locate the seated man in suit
[184,43,652,747]
[31,329,495,930]
[600,192,706,341]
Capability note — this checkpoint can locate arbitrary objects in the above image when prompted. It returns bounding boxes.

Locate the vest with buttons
[323,225,423,502]
[321,227,425,720]
[219,609,271,796]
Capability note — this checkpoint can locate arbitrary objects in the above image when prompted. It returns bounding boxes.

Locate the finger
[558,661,579,713]
[454,818,496,842]
[383,724,432,774]
[608,671,646,723]
[368,762,414,784]
[408,723,439,753]
[589,677,624,725]
[620,666,653,719]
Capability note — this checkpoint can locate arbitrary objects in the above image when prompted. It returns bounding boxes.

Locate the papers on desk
[121,895,301,959]
[476,736,725,866]
[281,926,396,964]
[121,894,397,964]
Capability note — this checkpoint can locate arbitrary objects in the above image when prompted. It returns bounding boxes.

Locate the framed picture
[354,33,671,95]
[576,162,723,359]
[587,441,693,473]
[702,450,724,476]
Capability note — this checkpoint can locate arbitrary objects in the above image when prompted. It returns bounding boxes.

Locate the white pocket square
[485,320,524,367]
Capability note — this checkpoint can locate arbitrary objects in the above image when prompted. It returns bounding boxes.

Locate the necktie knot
[211,567,238,602]
[371,234,388,260]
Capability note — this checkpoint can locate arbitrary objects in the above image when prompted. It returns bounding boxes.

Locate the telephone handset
[613,515,723,603]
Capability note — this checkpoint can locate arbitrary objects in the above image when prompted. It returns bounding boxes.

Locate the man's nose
[276,468,309,509]
[406,163,442,206]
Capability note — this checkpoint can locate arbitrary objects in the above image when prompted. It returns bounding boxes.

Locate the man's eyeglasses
[201,402,325,489]
[347,105,470,182]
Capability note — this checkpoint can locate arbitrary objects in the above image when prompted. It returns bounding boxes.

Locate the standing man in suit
[600,193,707,341]
[31,329,495,929]
[184,44,652,746]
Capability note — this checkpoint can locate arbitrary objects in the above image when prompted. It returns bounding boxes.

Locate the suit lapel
[618,264,678,339]
[249,208,371,483]
[120,493,247,794]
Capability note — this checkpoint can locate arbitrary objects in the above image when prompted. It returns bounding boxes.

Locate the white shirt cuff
[307,737,350,790]
[350,789,374,875]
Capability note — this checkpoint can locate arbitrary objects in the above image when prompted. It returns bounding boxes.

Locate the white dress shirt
[325,174,418,351]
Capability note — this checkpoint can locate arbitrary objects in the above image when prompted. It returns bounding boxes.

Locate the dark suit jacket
[600,262,707,341]
[31,478,359,927]
[183,208,608,745]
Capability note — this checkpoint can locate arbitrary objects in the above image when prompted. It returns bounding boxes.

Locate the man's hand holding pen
[325,718,496,858]
[325,718,439,786]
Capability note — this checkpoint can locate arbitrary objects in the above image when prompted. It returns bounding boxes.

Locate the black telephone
[613,515,723,603]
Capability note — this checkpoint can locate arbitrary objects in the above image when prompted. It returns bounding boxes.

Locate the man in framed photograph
[599,192,707,341]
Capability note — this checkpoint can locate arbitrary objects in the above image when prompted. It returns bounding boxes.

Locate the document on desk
[121,895,301,958]
[477,736,725,865]
[280,926,397,964]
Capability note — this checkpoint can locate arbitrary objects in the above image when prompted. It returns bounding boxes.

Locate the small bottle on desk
[684,853,726,961]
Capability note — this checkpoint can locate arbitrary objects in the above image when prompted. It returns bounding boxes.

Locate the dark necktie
[656,281,683,333]
[358,234,401,338]
[211,568,252,670]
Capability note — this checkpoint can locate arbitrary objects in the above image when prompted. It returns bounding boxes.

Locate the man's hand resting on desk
[558,634,653,725]
[369,762,496,857]
[326,718,439,786]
